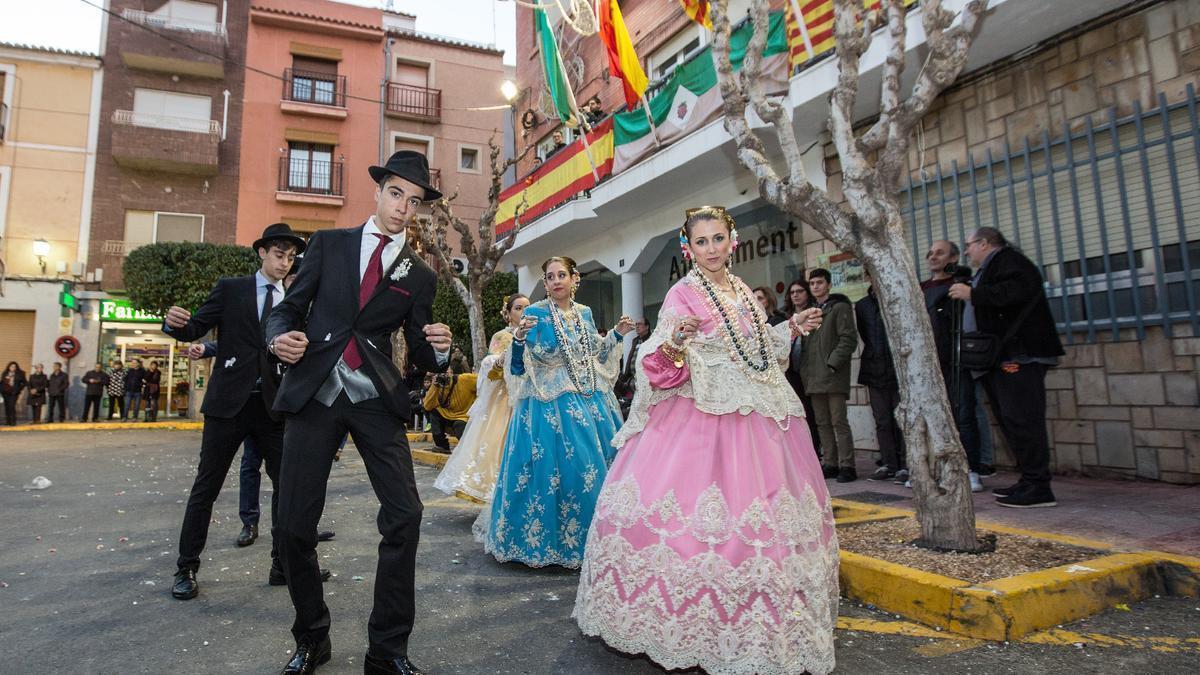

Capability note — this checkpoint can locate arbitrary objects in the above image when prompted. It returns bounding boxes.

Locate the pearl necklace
[689,268,773,376]
[548,300,598,396]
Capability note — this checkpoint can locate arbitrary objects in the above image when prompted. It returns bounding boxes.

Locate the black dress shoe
[991,481,1027,498]
[269,561,332,586]
[821,464,840,479]
[317,530,335,542]
[836,467,858,483]
[281,637,331,674]
[237,524,258,547]
[172,569,198,600]
[364,654,424,675]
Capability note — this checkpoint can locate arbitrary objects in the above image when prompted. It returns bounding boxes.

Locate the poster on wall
[817,251,869,302]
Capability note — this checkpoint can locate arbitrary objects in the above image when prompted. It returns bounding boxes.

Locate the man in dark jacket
[28,364,48,423]
[798,268,860,482]
[855,282,905,481]
[80,363,108,422]
[124,359,146,420]
[950,227,1064,508]
[47,362,69,422]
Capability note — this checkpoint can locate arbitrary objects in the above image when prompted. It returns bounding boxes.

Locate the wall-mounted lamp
[33,239,50,274]
[501,80,519,103]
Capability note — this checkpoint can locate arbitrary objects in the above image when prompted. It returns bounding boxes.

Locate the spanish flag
[598,0,648,109]
[678,0,712,30]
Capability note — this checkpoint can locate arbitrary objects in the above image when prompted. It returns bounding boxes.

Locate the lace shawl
[504,300,622,403]
[612,275,803,448]
[468,328,514,414]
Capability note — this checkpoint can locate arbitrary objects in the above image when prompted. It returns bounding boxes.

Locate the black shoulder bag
[959,293,1042,371]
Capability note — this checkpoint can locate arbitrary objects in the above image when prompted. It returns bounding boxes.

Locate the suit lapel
[367,243,417,306]
[347,223,367,302]
[243,276,260,329]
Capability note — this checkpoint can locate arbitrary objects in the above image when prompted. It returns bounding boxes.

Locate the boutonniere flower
[390,258,413,281]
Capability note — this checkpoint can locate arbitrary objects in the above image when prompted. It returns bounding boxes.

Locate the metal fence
[900,85,1200,343]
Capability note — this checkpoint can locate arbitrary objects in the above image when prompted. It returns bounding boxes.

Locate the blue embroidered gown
[479,300,624,568]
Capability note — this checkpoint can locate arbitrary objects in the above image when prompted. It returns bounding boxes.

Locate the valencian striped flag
[678,0,713,30]
[598,0,649,109]
[785,0,917,68]
[535,8,576,126]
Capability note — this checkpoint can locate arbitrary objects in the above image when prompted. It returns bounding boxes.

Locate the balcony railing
[102,240,131,256]
[283,68,346,108]
[113,109,220,135]
[386,82,441,122]
[121,8,226,38]
[278,157,344,196]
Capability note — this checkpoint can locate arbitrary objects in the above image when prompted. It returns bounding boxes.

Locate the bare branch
[896,0,986,132]
[739,0,809,187]
[858,0,908,153]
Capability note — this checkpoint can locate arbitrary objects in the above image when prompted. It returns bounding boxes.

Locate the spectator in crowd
[422,355,478,452]
[548,130,568,158]
[753,286,788,325]
[798,268,859,482]
[783,278,822,458]
[124,358,146,421]
[855,277,906,481]
[949,227,1064,508]
[144,360,162,422]
[584,95,605,127]
[106,359,126,420]
[405,365,429,431]
[81,362,108,422]
[47,362,68,422]
[922,239,985,491]
[28,364,48,424]
[2,361,27,426]
[614,317,652,418]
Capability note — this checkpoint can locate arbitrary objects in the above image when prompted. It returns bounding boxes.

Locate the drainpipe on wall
[221,89,229,141]
[221,0,228,37]
[381,38,392,164]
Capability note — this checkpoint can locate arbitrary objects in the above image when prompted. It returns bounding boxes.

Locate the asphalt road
[0,430,1196,674]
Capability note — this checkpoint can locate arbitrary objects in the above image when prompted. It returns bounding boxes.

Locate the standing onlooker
[143,361,162,422]
[548,129,568,157]
[28,364,48,424]
[422,355,478,452]
[584,95,605,127]
[798,268,859,482]
[855,280,906,481]
[124,359,146,421]
[949,227,1064,508]
[106,359,126,420]
[753,286,788,325]
[47,362,68,422]
[2,362,28,426]
[614,317,652,418]
[81,363,108,422]
[783,278,821,458]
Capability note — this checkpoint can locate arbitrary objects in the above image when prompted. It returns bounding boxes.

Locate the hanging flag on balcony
[678,0,713,30]
[535,8,577,127]
[786,0,918,68]
[598,0,649,109]
[612,11,789,174]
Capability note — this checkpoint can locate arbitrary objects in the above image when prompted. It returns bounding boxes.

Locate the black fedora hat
[368,150,443,202]
[252,223,307,254]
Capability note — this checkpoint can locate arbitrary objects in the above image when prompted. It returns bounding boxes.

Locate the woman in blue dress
[478,256,633,568]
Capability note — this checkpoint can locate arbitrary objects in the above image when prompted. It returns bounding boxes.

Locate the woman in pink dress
[573,206,839,674]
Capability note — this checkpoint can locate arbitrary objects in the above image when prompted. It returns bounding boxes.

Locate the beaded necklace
[688,268,773,376]
[547,299,598,396]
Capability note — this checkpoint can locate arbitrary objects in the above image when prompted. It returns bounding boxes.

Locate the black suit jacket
[265,224,447,420]
[971,246,1065,360]
[163,275,282,419]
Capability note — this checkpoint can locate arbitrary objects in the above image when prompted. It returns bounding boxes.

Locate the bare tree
[710,0,987,551]
[416,135,532,364]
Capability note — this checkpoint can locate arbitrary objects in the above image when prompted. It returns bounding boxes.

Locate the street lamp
[33,238,50,274]
[501,80,520,187]
[501,79,519,103]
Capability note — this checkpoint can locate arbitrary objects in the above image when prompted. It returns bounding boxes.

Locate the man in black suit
[162,223,307,600]
[950,227,1065,509]
[266,151,452,675]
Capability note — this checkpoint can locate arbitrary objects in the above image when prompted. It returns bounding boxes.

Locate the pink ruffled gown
[573,273,839,675]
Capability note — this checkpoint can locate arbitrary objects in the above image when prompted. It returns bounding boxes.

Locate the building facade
[502,0,1200,484]
[0,42,102,419]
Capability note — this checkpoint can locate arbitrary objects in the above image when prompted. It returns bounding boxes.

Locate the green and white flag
[536,8,577,127]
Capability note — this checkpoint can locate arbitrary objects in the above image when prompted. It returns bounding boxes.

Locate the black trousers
[83,394,101,421]
[981,362,1053,490]
[277,392,421,659]
[30,403,44,423]
[2,396,16,425]
[48,395,66,421]
[108,393,125,419]
[176,394,283,572]
[867,386,905,471]
[785,369,822,457]
[428,410,466,451]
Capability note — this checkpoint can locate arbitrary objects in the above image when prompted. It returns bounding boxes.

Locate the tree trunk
[466,287,487,366]
[857,220,980,551]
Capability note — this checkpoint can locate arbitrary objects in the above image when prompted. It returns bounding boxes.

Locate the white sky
[0,0,517,64]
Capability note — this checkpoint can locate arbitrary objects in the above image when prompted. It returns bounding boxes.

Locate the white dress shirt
[359,216,407,281]
[255,270,285,318]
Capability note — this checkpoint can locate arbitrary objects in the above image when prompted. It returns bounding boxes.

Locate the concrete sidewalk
[830,455,1200,557]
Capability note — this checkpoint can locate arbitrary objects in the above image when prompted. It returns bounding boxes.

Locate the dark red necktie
[343,233,391,370]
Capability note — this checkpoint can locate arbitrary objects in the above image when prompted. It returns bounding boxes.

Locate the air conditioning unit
[94,267,104,282]
[72,262,86,277]
[450,257,469,275]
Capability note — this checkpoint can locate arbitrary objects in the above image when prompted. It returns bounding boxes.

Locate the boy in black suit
[163,223,307,600]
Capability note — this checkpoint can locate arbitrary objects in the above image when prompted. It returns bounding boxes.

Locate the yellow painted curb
[412,448,450,468]
[0,421,204,432]
[835,498,1200,642]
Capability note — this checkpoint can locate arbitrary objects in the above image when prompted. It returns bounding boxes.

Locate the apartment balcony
[110,110,221,176]
[385,82,440,123]
[118,8,227,79]
[280,68,348,119]
[275,157,345,207]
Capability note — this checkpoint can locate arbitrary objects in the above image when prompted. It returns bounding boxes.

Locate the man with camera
[949,228,1064,509]
[422,354,477,452]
